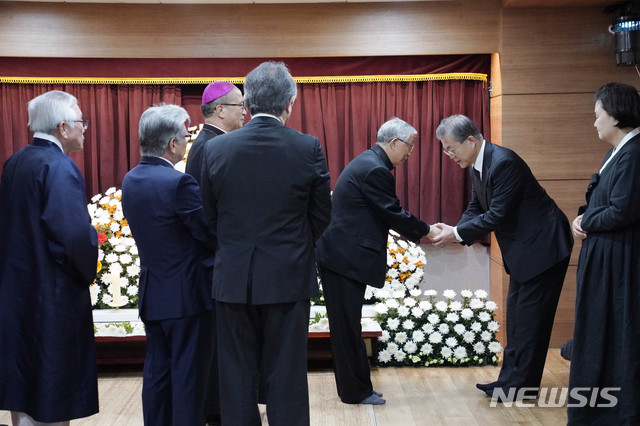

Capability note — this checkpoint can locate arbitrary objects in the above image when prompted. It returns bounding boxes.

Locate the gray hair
[376,117,417,145]
[201,89,236,118]
[244,62,297,116]
[27,90,79,134]
[138,104,190,157]
[435,114,483,143]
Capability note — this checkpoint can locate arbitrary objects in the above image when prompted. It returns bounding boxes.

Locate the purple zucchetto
[202,81,235,105]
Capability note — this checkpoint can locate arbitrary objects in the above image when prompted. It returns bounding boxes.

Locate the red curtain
[287,79,488,226]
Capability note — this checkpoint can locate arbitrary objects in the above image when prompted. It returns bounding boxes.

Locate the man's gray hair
[138,104,190,157]
[27,90,79,134]
[244,61,297,117]
[435,114,483,143]
[376,117,417,145]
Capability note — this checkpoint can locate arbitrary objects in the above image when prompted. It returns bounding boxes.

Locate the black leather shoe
[476,382,497,392]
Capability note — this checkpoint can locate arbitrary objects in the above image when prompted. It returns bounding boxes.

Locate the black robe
[568,134,640,425]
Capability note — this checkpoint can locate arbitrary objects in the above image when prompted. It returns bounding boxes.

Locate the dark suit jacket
[185,124,225,186]
[457,141,573,283]
[0,138,99,422]
[315,144,430,289]
[201,116,331,304]
[121,156,216,321]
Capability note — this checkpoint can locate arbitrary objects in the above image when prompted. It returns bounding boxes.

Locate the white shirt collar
[251,113,282,124]
[153,156,174,166]
[34,132,64,153]
[473,139,487,178]
[599,127,640,174]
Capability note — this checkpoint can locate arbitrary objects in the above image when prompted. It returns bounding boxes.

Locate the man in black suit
[201,61,331,425]
[121,104,216,425]
[185,80,244,426]
[316,117,440,405]
[186,80,246,185]
[432,114,573,401]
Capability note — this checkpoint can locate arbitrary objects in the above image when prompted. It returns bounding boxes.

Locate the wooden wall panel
[501,7,640,95]
[0,0,499,58]
[500,93,611,180]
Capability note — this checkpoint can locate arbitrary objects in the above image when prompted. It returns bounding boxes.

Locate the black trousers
[318,265,373,404]
[496,256,570,390]
[216,300,310,426]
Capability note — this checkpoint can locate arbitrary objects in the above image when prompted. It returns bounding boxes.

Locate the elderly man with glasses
[432,114,573,403]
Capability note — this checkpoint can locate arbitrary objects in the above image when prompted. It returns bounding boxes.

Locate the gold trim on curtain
[0,73,487,85]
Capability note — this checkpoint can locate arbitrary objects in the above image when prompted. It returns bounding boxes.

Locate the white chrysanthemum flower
[397,306,410,317]
[113,211,124,221]
[395,332,408,344]
[119,253,133,265]
[428,332,443,344]
[387,318,400,330]
[487,321,500,332]
[435,301,448,312]
[394,350,406,362]
[443,289,456,299]
[446,313,460,323]
[105,253,119,264]
[470,298,485,310]
[99,196,110,205]
[374,303,389,315]
[98,249,105,262]
[392,289,406,299]
[463,331,476,344]
[364,287,375,300]
[453,324,465,335]
[114,244,127,253]
[105,187,117,195]
[398,263,409,273]
[386,342,399,353]
[427,313,440,324]
[91,193,102,203]
[376,289,391,300]
[403,297,417,307]
[422,323,434,334]
[404,341,418,354]
[411,307,424,318]
[485,300,498,311]
[126,264,140,277]
[449,301,463,311]
[408,288,422,298]
[481,331,493,342]
[385,299,400,309]
[412,330,425,342]
[109,263,123,275]
[309,322,324,332]
[388,268,399,278]
[441,346,453,359]
[454,346,467,359]
[388,240,398,251]
[470,322,482,332]
[404,274,421,288]
[473,342,486,354]
[397,239,408,249]
[135,257,140,266]
[378,330,391,342]
[110,222,121,233]
[419,300,432,311]
[126,285,137,296]
[402,319,415,330]
[424,289,437,297]
[474,289,488,299]
[387,254,395,266]
[461,289,473,298]
[378,350,392,363]
[438,323,450,335]
[488,341,503,353]
[460,308,474,320]
[445,337,458,347]
[114,189,122,198]
[121,225,132,236]
[478,312,492,322]
[421,343,433,355]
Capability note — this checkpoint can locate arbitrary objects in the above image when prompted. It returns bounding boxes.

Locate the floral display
[88,187,140,309]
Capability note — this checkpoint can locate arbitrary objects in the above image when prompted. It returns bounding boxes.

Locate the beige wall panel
[501,7,640,95]
[0,0,499,58]
[501,93,611,180]
[490,258,509,345]
[504,0,611,7]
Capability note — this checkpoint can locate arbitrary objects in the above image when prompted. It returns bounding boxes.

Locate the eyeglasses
[220,102,245,109]
[397,137,415,151]
[442,139,466,157]
[68,120,89,130]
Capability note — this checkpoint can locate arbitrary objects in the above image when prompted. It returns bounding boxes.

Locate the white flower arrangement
[88,187,140,309]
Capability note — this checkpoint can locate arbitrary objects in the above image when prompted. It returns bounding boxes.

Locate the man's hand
[430,222,458,247]
[572,214,587,240]
[426,224,442,240]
